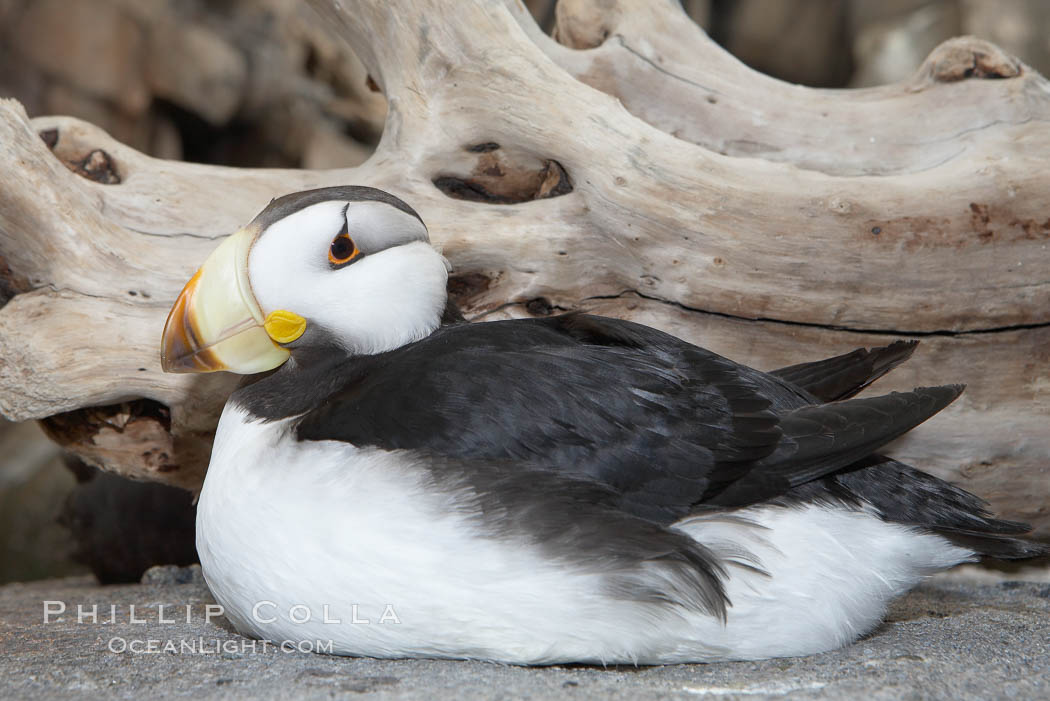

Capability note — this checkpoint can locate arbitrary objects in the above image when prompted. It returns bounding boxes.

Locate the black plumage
[233,313,1046,560]
[770,340,917,402]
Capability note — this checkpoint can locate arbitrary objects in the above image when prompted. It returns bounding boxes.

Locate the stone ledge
[1,572,1047,700]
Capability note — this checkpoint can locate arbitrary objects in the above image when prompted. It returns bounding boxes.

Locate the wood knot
[39,128,59,149]
[552,0,615,50]
[434,144,572,204]
[38,128,123,184]
[525,297,554,316]
[969,202,994,241]
[447,272,493,308]
[924,37,1021,82]
[0,253,32,308]
[827,197,852,214]
[40,400,179,476]
[73,150,122,184]
[465,142,500,153]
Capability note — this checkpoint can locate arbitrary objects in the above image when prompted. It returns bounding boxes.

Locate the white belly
[196,403,973,664]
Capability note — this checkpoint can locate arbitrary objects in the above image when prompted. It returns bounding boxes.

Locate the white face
[247,200,450,356]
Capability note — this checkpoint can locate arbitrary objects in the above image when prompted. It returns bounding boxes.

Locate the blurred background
[2,0,1049,585]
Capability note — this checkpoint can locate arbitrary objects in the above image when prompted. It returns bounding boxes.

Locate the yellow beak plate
[161,228,293,374]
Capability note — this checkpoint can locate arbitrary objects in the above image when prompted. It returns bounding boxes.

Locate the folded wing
[292,316,961,523]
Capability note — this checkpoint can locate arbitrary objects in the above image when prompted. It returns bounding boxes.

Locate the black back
[233,315,967,525]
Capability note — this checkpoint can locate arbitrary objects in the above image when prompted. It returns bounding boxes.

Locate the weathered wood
[538,0,1043,176]
[0,0,1047,534]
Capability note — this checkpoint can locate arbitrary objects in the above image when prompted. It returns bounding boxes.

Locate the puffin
[161,185,1046,665]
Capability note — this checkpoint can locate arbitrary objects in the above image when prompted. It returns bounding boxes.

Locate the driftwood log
[0,0,1047,536]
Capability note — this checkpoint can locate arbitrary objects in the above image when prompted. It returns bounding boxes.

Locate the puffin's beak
[161,228,290,374]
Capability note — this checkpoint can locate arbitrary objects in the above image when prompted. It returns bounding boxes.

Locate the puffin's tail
[782,457,1049,561]
[768,343,1046,559]
[771,340,918,402]
[931,527,1049,560]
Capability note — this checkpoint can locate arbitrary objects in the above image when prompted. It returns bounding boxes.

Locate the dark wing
[774,457,1050,560]
[294,315,779,522]
[292,315,960,524]
[770,340,917,402]
[703,385,963,506]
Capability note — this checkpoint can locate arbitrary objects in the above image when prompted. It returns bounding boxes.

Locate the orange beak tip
[160,270,229,374]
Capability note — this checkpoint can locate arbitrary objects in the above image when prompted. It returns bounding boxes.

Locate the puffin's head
[161,186,449,373]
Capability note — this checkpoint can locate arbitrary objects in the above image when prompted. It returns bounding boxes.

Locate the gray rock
[144,23,247,125]
[0,420,82,584]
[140,564,206,587]
[1,574,1047,700]
[12,0,149,114]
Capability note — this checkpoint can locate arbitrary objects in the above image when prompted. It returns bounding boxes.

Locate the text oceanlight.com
[107,638,335,654]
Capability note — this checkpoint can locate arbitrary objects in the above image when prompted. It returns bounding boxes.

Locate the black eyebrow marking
[250,185,424,233]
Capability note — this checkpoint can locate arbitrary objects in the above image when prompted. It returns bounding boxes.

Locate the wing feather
[770,340,918,402]
[705,385,965,506]
[286,316,961,524]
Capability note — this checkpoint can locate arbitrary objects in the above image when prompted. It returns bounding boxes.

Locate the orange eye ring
[328,232,360,266]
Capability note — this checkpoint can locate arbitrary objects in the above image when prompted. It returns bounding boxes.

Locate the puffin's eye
[328,232,361,266]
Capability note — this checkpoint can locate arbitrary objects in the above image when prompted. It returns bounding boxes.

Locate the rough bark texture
[0,0,1047,535]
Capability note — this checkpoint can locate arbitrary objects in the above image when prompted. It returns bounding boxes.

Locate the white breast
[196,403,974,664]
